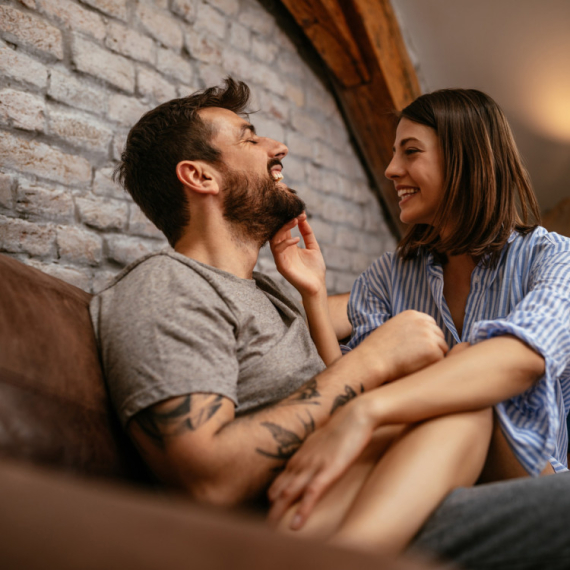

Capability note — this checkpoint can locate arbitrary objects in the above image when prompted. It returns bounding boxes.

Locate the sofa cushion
[0,254,149,482]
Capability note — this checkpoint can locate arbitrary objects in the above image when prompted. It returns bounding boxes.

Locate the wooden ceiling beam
[280,0,421,236]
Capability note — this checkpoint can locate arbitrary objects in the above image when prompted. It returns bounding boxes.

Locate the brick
[48,108,113,154]
[322,244,352,270]
[17,0,36,8]
[280,155,304,184]
[0,172,14,209]
[81,0,128,21]
[327,123,349,153]
[352,181,373,205]
[0,43,48,89]
[106,22,156,65]
[137,67,178,104]
[307,217,334,245]
[92,269,117,294]
[221,49,253,82]
[196,62,226,90]
[238,5,275,36]
[72,35,135,94]
[196,3,227,39]
[108,93,150,127]
[171,0,198,23]
[48,69,107,116]
[350,250,372,273]
[156,48,194,84]
[76,196,129,231]
[230,22,250,52]
[322,197,349,224]
[106,234,156,266]
[93,167,126,200]
[334,226,360,251]
[0,6,63,59]
[0,132,92,186]
[252,36,278,64]
[207,0,239,15]
[359,233,385,257]
[286,131,312,159]
[0,89,45,132]
[277,51,306,82]
[0,214,56,257]
[345,203,365,229]
[304,163,323,192]
[16,180,74,222]
[137,4,183,51]
[300,186,325,215]
[285,83,304,109]
[256,90,289,124]
[250,63,285,96]
[36,0,105,41]
[291,108,328,141]
[273,27,296,53]
[186,30,223,65]
[313,141,339,171]
[112,130,128,161]
[306,84,337,118]
[57,225,103,266]
[26,259,91,290]
[129,203,165,239]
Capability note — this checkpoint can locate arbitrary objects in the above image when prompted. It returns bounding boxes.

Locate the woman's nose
[385,155,402,180]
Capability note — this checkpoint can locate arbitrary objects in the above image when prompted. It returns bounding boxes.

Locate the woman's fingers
[267,468,317,525]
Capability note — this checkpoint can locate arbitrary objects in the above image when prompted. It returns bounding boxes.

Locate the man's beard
[222,170,305,247]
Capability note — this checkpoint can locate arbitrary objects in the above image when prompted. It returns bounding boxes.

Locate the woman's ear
[176,160,220,195]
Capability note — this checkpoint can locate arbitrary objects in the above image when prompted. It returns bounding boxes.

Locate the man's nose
[265,137,288,159]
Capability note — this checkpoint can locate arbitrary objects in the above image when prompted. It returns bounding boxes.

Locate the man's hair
[115,78,251,246]
[397,88,541,265]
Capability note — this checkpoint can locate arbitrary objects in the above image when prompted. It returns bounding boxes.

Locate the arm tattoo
[330,385,357,415]
[134,394,223,449]
[277,378,321,407]
[256,411,315,461]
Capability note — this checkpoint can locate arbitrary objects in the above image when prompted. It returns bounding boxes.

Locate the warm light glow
[514,45,570,142]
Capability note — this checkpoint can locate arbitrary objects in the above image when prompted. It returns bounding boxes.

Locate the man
[91,78,570,568]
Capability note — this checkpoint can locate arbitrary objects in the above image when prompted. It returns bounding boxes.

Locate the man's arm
[129,310,448,507]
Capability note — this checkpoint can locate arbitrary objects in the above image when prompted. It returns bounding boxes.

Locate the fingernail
[291,514,302,529]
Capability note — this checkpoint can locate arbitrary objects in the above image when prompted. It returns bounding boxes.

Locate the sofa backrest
[0,254,150,483]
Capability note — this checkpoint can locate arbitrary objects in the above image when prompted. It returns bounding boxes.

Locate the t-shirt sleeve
[94,259,240,427]
[467,234,570,475]
[342,253,393,353]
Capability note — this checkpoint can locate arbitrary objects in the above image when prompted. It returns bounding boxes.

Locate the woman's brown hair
[397,89,541,265]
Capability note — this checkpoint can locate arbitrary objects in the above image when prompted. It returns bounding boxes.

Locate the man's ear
[176,160,220,195]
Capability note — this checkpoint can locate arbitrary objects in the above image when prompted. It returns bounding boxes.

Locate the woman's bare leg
[330,407,493,554]
[276,424,407,539]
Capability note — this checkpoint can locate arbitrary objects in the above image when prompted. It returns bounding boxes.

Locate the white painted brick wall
[0,0,396,295]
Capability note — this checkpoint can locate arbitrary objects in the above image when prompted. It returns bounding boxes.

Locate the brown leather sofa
[0,253,442,570]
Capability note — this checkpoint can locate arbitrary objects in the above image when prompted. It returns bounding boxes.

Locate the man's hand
[270,212,326,299]
[355,311,449,385]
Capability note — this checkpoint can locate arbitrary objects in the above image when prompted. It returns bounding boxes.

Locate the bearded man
[90,79,570,569]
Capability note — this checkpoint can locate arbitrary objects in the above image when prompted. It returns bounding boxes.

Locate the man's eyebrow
[239,123,256,138]
[393,137,421,152]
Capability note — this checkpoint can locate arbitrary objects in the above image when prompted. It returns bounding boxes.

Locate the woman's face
[385,118,445,227]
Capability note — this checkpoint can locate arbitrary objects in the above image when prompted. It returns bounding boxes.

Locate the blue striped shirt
[345,227,570,476]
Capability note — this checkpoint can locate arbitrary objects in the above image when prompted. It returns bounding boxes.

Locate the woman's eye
[404,148,419,155]
[247,139,258,144]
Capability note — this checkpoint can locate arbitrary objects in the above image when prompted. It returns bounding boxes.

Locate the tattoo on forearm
[330,385,357,415]
[134,394,223,449]
[256,411,315,461]
[278,378,321,407]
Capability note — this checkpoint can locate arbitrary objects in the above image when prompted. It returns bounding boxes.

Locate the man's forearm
[358,335,545,427]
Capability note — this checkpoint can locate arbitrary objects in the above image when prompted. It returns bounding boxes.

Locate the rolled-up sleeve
[468,236,570,475]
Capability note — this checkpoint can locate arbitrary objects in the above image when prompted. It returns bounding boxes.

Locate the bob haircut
[397,88,541,265]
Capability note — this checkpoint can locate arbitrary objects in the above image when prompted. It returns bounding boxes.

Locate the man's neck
[174,220,260,280]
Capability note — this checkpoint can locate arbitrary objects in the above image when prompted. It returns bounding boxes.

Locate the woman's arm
[270,213,341,365]
[268,336,544,526]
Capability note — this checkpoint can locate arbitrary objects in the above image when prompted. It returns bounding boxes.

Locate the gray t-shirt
[90,251,325,427]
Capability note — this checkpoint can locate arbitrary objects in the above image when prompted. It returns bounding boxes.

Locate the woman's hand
[270,212,326,299]
[267,398,375,530]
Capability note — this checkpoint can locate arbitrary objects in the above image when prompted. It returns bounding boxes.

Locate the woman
[268,89,570,553]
